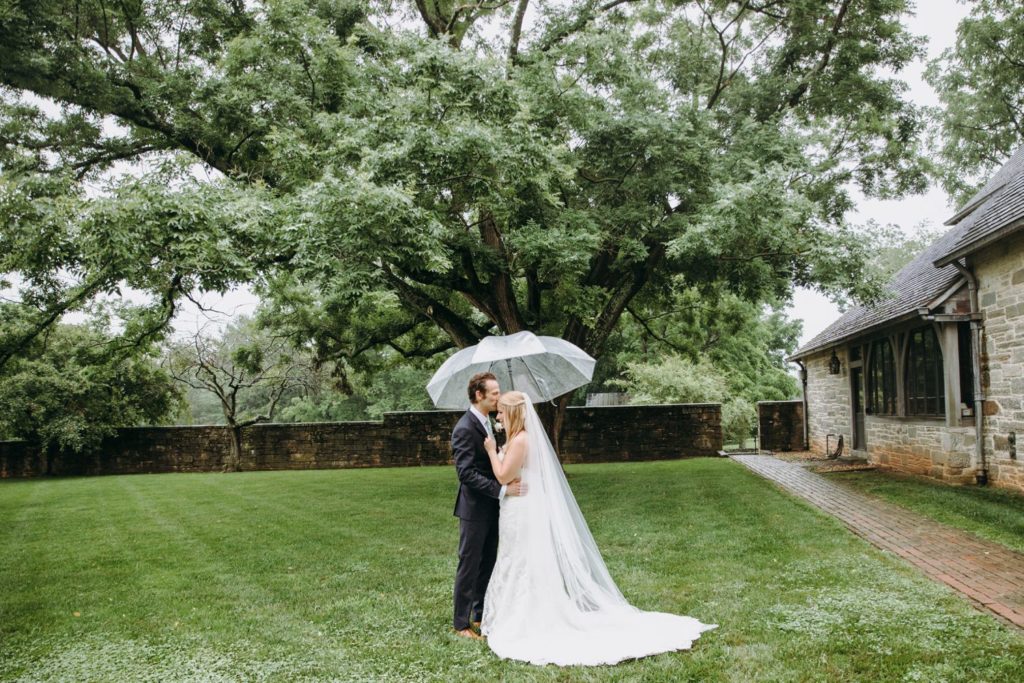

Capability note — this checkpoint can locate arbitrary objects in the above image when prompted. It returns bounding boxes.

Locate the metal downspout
[795,360,810,451]
[954,261,988,485]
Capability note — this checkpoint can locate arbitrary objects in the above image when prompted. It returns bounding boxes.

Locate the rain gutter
[953,260,989,485]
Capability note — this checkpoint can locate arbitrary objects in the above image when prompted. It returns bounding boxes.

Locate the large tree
[926,0,1024,204]
[1,1,929,440]
[0,310,182,453]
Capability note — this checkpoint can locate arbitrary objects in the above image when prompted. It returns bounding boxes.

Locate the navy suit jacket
[452,409,501,520]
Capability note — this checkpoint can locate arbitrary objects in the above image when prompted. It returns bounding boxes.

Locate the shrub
[614,355,727,404]
[722,397,756,446]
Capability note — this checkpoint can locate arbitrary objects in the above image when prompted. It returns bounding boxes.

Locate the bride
[480,390,716,666]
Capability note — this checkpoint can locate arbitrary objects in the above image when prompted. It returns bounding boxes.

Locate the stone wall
[864,418,976,485]
[973,230,1024,491]
[0,403,722,478]
[804,344,984,486]
[804,349,853,454]
[1,426,232,477]
[757,400,804,451]
[561,404,721,463]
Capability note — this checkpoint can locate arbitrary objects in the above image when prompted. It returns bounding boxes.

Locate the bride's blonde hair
[498,391,528,439]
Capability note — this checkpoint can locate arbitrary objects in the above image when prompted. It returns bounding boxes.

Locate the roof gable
[935,165,1024,267]
[945,145,1024,226]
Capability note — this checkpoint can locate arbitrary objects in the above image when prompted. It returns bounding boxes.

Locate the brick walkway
[731,454,1024,630]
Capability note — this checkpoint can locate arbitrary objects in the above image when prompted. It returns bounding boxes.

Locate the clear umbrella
[426,331,596,408]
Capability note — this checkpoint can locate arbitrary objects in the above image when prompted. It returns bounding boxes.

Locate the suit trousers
[453,515,499,630]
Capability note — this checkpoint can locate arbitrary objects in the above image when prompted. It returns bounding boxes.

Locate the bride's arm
[485,435,527,485]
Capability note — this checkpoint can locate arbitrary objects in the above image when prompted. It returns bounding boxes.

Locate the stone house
[791,147,1024,493]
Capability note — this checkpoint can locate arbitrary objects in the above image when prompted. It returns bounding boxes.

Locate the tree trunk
[552,394,571,460]
[537,394,572,462]
[223,424,243,472]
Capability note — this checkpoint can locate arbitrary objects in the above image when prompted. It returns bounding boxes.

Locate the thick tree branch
[0,271,115,371]
[578,242,667,356]
[508,0,530,65]
[717,249,807,263]
[104,273,184,355]
[784,0,852,110]
[414,0,449,38]
[387,338,456,358]
[698,0,738,110]
[703,1,783,109]
[400,258,475,294]
[347,317,430,358]
[626,304,689,354]
[70,143,164,180]
[525,268,543,325]
[578,164,636,185]
[747,0,786,20]
[447,1,514,33]
[117,0,148,60]
[380,266,488,348]
[476,212,526,332]
[537,0,642,54]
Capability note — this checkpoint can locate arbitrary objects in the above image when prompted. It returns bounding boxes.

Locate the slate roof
[943,144,1024,227]
[935,146,1024,267]
[792,145,1024,360]
[791,224,967,359]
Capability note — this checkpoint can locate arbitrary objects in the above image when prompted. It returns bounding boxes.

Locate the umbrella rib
[518,356,552,402]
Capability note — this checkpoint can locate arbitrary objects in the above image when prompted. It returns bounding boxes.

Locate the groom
[452,372,524,640]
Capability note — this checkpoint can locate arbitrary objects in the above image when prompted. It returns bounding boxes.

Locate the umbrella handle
[505,358,515,391]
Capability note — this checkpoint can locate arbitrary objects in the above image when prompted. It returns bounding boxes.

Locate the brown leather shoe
[454,627,484,641]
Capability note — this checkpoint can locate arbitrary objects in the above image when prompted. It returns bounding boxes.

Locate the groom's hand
[506,478,528,497]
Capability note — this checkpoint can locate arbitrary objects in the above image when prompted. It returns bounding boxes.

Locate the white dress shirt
[470,405,507,501]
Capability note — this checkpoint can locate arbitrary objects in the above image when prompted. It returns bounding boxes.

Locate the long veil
[520,400,634,615]
[486,399,716,665]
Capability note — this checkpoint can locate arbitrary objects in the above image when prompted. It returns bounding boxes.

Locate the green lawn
[825,469,1024,555]
[2,459,1023,682]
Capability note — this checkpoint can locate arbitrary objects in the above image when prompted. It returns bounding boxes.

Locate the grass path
[2,459,1023,681]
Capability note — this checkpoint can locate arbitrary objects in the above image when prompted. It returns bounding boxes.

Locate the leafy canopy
[926,0,1024,204]
[1,1,929,385]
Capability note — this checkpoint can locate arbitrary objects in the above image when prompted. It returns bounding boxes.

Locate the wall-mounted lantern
[828,349,841,375]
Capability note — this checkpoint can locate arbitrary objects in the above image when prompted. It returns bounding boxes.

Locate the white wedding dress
[480,401,716,666]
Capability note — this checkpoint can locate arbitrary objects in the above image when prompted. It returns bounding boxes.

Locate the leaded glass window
[868,338,896,415]
[906,326,944,416]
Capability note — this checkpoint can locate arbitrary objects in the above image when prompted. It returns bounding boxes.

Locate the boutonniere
[493,419,504,433]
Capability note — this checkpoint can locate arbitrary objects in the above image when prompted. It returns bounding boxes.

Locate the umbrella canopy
[426,331,596,408]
